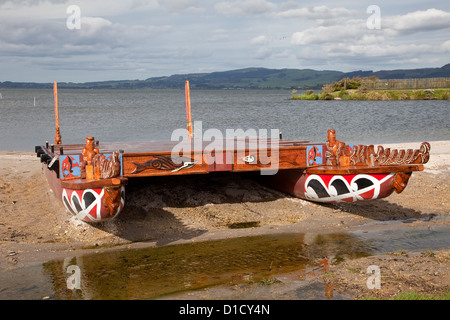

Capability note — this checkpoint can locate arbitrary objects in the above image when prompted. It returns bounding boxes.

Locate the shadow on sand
[90,172,437,245]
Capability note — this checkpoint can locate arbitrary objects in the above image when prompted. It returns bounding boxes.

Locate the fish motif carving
[131,155,197,174]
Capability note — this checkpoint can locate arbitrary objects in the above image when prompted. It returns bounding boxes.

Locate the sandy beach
[0,140,449,299]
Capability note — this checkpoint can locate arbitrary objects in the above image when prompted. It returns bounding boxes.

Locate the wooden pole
[185,81,193,139]
[53,82,62,145]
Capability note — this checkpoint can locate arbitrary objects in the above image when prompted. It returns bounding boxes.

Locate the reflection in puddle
[41,233,371,300]
[1,225,448,300]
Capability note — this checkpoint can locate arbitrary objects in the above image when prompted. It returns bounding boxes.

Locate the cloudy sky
[0,0,449,82]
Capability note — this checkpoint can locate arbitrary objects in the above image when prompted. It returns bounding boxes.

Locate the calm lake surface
[0,88,449,151]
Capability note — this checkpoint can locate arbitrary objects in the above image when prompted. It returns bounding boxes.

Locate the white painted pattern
[62,187,125,222]
[304,173,394,203]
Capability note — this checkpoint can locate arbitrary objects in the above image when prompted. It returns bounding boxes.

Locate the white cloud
[78,17,113,37]
[215,0,276,16]
[277,5,357,20]
[290,7,450,51]
[384,8,450,35]
[156,0,202,13]
[207,29,230,42]
[442,40,450,52]
[326,42,433,58]
[250,35,268,45]
[1,1,449,82]
[289,6,450,71]
[253,46,272,59]
[0,13,172,58]
[291,21,366,45]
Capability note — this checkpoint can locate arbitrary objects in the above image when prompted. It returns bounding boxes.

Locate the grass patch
[423,249,436,258]
[292,87,450,101]
[394,290,450,300]
[361,290,450,300]
[346,267,361,274]
[291,89,319,100]
[390,249,409,256]
[322,270,336,279]
[259,278,283,286]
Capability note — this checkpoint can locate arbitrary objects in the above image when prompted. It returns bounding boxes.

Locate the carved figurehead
[111,152,121,177]
[327,129,337,148]
[325,130,337,165]
[80,137,99,179]
[104,186,122,217]
[326,129,349,166]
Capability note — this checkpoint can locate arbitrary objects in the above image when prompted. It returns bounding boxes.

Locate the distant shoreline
[291,88,450,101]
[1,64,450,91]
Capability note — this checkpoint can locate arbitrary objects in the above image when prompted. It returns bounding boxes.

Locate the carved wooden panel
[122,152,208,177]
[324,130,430,168]
[232,147,307,172]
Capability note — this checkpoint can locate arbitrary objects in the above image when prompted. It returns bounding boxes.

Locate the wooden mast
[185,81,193,139]
[53,82,62,145]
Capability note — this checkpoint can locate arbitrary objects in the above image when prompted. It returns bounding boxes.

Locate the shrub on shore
[292,88,450,101]
[291,76,450,101]
[291,89,319,100]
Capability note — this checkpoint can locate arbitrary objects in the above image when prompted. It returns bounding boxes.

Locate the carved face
[104,187,123,217]
[85,137,95,150]
[327,130,336,144]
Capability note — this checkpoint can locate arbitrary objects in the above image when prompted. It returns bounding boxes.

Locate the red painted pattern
[303,173,395,203]
[62,187,125,222]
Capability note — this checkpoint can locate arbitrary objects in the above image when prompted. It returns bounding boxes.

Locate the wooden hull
[36,130,430,223]
[43,162,126,222]
[61,187,125,223]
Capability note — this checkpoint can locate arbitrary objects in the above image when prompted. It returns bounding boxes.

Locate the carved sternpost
[324,130,430,168]
[326,129,351,166]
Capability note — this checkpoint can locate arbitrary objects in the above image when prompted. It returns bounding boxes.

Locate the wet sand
[0,140,449,299]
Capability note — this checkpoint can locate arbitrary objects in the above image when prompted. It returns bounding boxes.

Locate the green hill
[1,64,450,90]
[77,68,343,90]
[344,63,450,80]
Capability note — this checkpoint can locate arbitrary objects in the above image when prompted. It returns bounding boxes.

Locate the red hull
[43,164,125,222]
[265,169,398,203]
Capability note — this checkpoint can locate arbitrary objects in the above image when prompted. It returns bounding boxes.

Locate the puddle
[354,225,450,254]
[228,221,261,229]
[0,225,449,300]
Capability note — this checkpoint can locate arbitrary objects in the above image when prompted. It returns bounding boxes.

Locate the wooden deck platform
[45,138,317,179]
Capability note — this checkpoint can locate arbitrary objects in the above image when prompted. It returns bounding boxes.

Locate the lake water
[0,88,449,151]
